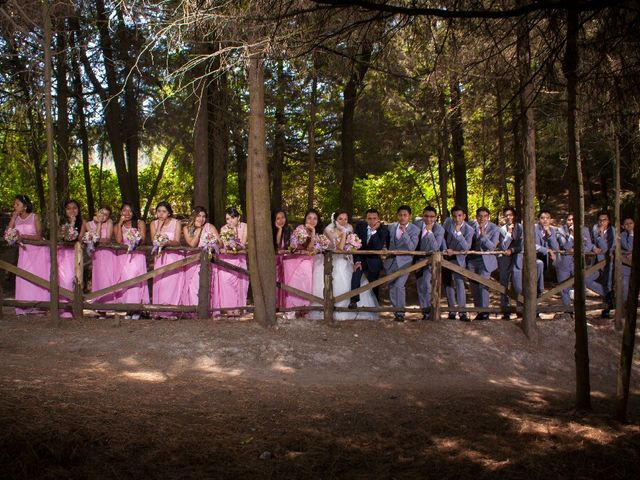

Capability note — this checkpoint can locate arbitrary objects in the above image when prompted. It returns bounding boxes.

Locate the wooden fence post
[197,250,211,319]
[0,267,4,319]
[73,242,83,318]
[323,251,334,324]
[430,251,441,321]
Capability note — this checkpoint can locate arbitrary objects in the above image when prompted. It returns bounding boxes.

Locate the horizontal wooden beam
[0,259,75,299]
[537,259,606,302]
[440,259,524,303]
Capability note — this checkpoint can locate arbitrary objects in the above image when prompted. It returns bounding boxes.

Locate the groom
[350,209,390,307]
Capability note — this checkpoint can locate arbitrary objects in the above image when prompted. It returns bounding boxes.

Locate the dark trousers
[351,268,382,303]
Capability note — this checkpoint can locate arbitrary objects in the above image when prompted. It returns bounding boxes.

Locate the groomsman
[466,207,500,320]
[555,213,594,307]
[443,205,474,322]
[383,205,420,322]
[534,209,559,293]
[620,217,634,303]
[586,210,615,318]
[350,209,390,307]
[414,206,446,320]
[498,206,524,320]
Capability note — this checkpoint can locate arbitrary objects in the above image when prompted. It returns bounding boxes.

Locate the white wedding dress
[310,224,379,320]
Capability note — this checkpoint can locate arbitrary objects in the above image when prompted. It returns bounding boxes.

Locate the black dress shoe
[459,313,470,322]
[502,313,510,321]
[348,301,358,309]
[394,314,405,322]
[475,313,489,321]
[601,309,610,319]
[448,312,456,320]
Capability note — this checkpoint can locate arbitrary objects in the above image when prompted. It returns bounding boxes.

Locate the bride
[311,209,378,320]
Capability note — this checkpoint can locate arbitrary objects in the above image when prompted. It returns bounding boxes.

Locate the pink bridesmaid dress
[213,223,249,313]
[275,236,286,309]
[57,233,77,318]
[88,221,116,303]
[181,223,216,315]
[115,224,149,305]
[282,251,314,309]
[152,218,185,316]
[13,213,51,315]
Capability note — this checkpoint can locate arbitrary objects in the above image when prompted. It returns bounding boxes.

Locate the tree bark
[339,43,372,214]
[55,21,70,203]
[517,9,538,342]
[564,7,591,410]
[511,99,523,216]
[208,71,229,225]
[496,81,510,206]
[437,91,450,220]
[193,75,209,209]
[271,60,286,211]
[450,79,467,213]
[142,140,178,221]
[246,51,276,326]
[308,53,318,211]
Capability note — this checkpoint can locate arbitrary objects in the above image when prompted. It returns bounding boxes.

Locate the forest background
[0,0,638,228]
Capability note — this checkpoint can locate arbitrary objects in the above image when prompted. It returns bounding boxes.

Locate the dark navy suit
[350,220,390,302]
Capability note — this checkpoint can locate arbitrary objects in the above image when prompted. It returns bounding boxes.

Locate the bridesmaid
[59,199,87,317]
[150,201,184,318]
[86,206,116,305]
[273,209,292,310]
[181,206,219,316]
[114,203,149,319]
[214,207,248,317]
[282,209,321,318]
[7,195,51,315]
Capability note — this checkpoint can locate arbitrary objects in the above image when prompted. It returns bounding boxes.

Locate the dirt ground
[1,310,639,479]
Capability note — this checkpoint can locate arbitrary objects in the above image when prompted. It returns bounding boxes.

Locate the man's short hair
[476,206,490,216]
[502,205,516,216]
[423,206,437,215]
[451,205,466,215]
[365,208,380,216]
[397,205,412,215]
[538,209,552,218]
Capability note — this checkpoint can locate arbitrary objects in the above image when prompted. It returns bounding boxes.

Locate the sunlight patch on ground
[431,436,513,470]
[121,370,167,382]
[192,355,244,377]
[270,360,296,373]
[119,356,140,367]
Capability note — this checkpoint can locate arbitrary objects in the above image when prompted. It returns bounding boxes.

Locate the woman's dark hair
[187,206,208,236]
[15,194,33,214]
[333,209,350,225]
[303,208,323,235]
[62,199,83,232]
[156,201,173,217]
[225,206,242,219]
[120,202,140,228]
[272,209,292,249]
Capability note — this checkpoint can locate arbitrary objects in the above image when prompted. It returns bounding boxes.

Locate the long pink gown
[181,223,217,316]
[115,224,149,305]
[213,223,249,312]
[275,236,286,309]
[13,213,51,315]
[282,251,314,309]
[88,221,116,303]
[152,218,185,316]
[57,234,77,318]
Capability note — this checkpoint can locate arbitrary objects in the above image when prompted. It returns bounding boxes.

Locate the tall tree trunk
[496,81,510,206]
[308,54,318,211]
[246,52,276,326]
[193,76,209,209]
[209,71,229,225]
[564,7,590,410]
[450,79,467,213]
[69,27,94,217]
[511,99,523,216]
[55,21,70,203]
[271,60,286,210]
[232,121,248,218]
[437,91,450,219]
[142,141,178,221]
[339,44,371,213]
[517,10,538,342]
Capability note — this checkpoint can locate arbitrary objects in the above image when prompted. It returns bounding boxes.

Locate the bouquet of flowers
[124,228,142,253]
[220,229,243,253]
[152,232,170,256]
[344,232,362,252]
[313,234,330,254]
[82,230,100,256]
[4,228,24,248]
[288,225,310,251]
[61,223,79,242]
[201,231,220,256]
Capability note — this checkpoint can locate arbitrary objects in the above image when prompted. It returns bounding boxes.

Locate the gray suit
[556,225,594,305]
[414,221,446,311]
[383,222,420,314]
[620,231,633,302]
[498,223,523,308]
[443,218,474,312]
[534,223,559,292]
[467,221,500,308]
[585,225,615,299]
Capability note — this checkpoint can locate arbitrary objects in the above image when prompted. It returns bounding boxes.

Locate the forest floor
[1,306,639,479]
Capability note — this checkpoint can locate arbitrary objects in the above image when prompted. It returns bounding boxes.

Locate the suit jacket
[383,222,420,273]
[413,220,446,277]
[353,220,390,273]
[468,221,500,272]
[555,225,593,270]
[443,217,474,267]
[591,225,615,262]
[534,223,559,256]
[620,231,634,253]
[499,222,523,269]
